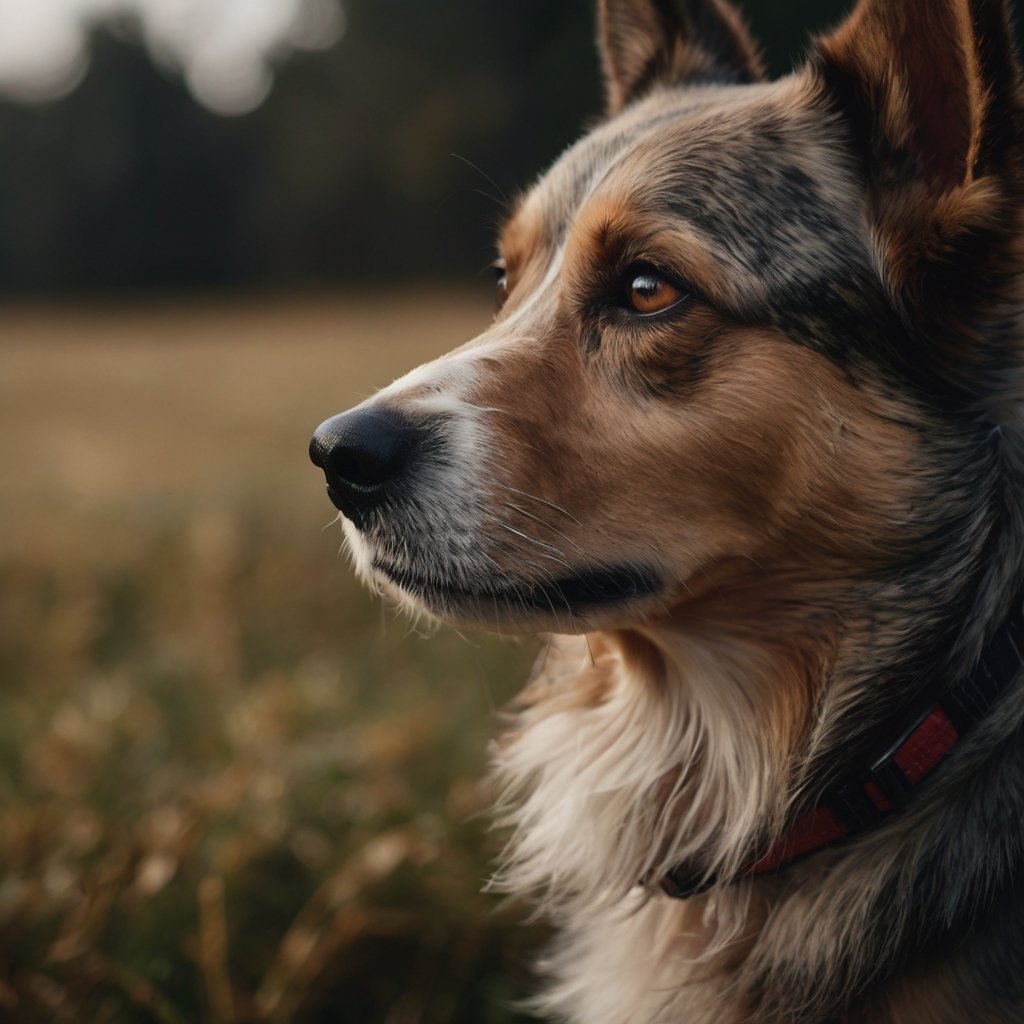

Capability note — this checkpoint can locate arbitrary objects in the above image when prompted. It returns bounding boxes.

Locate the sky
[0,0,345,115]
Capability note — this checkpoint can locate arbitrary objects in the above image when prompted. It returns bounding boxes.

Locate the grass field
[0,293,544,1023]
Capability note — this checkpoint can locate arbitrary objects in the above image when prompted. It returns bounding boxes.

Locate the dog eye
[628,271,685,315]
[491,258,509,309]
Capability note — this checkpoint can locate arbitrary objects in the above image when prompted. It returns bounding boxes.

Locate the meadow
[0,294,543,1022]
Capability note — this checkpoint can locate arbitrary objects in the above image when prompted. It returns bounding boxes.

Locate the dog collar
[660,592,1024,900]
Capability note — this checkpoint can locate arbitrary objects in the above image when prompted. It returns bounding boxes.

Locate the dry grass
[0,293,542,1023]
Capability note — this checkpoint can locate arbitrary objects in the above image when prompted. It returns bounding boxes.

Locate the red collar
[661,593,1024,900]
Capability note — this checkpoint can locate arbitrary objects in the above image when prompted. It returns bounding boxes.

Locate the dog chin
[342,518,662,631]
[370,557,663,634]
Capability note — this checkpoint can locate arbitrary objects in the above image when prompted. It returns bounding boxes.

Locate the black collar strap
[661,591,1024,900]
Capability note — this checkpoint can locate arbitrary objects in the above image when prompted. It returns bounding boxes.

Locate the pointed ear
[815,0,1024,191]
[813,0,1024,401]
[598,0,765,115]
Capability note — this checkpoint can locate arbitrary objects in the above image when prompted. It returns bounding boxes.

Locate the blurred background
[0,1,866,1021]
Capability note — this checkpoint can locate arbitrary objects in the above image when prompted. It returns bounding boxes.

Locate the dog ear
[599,0,765,115]
[816,0,1023,191]
[814,0,1024,398]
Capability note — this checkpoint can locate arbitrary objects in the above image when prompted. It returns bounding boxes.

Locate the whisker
[450,152,509,203]
[321,513,343,533]
[501,501,589,562]
[495,483,582,525]
[473,187,507,208]
[488,519,574,567]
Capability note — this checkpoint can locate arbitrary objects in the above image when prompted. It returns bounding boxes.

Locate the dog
[309,0,1024,1020]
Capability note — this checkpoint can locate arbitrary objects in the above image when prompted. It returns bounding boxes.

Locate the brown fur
[311,0,1024,1020]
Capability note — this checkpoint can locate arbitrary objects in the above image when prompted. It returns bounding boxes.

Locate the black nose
[309,407,419,527]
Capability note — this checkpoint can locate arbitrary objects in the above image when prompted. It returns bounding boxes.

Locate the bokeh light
[0,0,345,114]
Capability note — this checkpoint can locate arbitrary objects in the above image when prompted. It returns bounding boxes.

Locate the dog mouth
[373,559,660,617]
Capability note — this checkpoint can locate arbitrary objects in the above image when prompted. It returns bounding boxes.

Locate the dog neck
[660,580,1024,899]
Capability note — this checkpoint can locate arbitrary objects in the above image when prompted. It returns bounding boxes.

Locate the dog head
[311,0,1024,641]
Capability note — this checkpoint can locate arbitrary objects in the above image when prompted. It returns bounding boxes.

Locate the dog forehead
[504,85,738,257]
[510,76,856,267]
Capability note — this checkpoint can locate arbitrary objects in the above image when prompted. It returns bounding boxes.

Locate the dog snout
[309,407,419,527]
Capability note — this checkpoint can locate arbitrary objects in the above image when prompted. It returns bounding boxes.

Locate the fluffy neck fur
[491,420,1024,1024]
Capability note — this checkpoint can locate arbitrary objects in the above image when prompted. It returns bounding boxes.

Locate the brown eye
[492,259,509,309]
[628,272,684,315]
